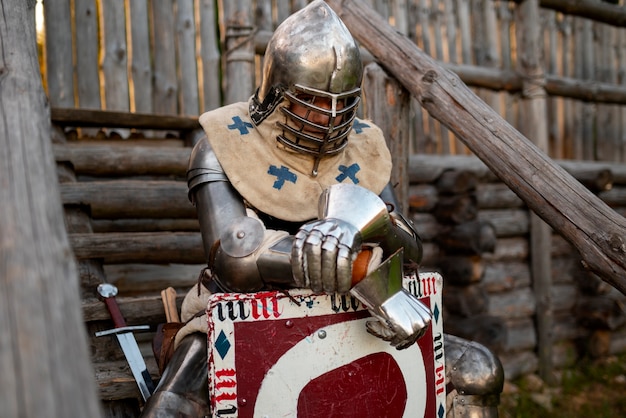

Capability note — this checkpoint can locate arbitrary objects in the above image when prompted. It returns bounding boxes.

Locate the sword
[96,283,156,401]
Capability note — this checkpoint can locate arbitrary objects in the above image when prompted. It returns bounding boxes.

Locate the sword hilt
[97,283,150,333]
[97,283,127,328]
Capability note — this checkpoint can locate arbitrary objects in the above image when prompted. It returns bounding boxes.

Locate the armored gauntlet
[292,184,432,349]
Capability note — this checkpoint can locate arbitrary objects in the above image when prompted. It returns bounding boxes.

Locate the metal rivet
[237,231,245,239]
[318,330,327,339]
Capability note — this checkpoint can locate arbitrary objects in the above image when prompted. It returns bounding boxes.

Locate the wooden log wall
[52,114,204,413]
[37,0,626,162]
[409,153,626,380]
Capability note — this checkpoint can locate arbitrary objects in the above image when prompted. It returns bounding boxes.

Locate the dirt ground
[498,356,626,418]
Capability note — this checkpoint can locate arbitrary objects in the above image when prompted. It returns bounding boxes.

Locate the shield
[207,272,445,418]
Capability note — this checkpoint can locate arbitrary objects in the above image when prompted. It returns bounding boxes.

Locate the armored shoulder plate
[187,136,228,203]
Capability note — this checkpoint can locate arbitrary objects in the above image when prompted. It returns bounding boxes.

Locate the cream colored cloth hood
[198,99,392,222]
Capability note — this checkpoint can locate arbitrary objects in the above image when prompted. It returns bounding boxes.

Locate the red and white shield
[207,272,445,418]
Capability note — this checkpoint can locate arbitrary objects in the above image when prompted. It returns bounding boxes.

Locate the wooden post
[516,0,555,384]
[325,0,626,294]
[363,62,411,215]
[0,1,102,417]
[43,0,74,107]
[221,0,255,104]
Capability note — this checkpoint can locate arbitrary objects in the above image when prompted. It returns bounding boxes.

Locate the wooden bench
[52,109,205,416]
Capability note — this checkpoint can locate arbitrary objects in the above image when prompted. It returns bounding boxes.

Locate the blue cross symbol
[352,120,370,134]
[268,165,297,189]
[336,163,360,184]
[227,116,254,134]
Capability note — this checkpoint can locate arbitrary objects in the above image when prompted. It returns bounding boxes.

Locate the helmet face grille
[276,84,361,175]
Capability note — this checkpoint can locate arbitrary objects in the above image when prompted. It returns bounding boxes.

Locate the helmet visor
[277,84,361,174]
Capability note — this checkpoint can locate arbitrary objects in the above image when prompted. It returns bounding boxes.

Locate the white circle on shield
[253,317,426,417]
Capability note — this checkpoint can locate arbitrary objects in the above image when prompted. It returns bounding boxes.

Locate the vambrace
[379,183,423,269]
[385,210,423,269]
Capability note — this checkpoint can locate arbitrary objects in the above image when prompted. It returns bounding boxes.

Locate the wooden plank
[51,107,200,130]
[476,183,524,209]
[436,220,496,254]
[176,0,200,116]
[100,1,130,114]
[410,212,441,241]
[499,350,538,381]
[408,184,439,212]
[82,293,183,323]
[477,209,529,237]
[53,144,190,176]
[482,260,531,292]
[539,0,626,28]
[103,264,202,294]
[363,62,411,214]
[487,287,536,319]
[151,0,178,115]
[43,0,74,107]
[94,359,159,401]
[198,0,221,112]
[59,181,195,219]
[436,169,478,194]
[74,0,101,111]
[69,232,204,263]
[128,0,153,114]
[433,193,478,224]
[222,0,255,104]
[481,237,529,262]
[92,219,200,233]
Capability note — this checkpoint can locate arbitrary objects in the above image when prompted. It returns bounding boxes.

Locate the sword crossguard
[95,325,150,338]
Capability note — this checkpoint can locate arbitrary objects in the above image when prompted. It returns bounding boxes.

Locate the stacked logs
[583,164,626,358]
[408,154,626,380]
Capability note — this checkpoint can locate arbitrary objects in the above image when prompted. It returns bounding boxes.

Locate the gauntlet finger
[321,235,339,293]
[303,229,324,292]
[291,228,310,288]
[336,245,355,294]
[366,320,394,341]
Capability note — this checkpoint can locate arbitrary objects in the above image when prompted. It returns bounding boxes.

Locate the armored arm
[187,136,293,292]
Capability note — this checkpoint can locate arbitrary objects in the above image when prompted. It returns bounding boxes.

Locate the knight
[140,1,503,417]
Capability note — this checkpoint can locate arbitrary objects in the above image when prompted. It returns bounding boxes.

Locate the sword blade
[115,331,156,401]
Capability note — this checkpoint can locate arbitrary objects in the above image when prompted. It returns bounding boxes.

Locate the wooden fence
[38,0,626,162]
[36,0,626,409]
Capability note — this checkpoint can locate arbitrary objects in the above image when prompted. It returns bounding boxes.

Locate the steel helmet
[249,0,363,175]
